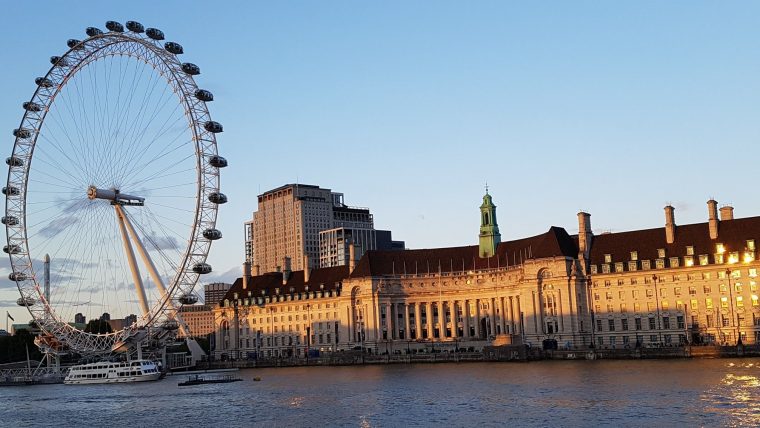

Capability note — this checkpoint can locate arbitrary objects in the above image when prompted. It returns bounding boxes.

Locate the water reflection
[1,360,760,427]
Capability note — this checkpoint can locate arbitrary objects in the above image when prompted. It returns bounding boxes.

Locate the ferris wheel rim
[4,21,223,356]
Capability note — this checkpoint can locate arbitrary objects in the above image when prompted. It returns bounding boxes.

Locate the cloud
[38,215,80,239]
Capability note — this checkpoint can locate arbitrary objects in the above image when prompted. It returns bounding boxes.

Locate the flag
[7,312,14,322]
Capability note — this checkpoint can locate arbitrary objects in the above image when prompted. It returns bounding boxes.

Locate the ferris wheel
[3,20,227,356]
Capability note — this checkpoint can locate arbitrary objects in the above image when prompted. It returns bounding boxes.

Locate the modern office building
[178,304,215,338]
[247,184,402,274]
[214,191,760,359]
[74,313,86,324]
[204,283,232,306]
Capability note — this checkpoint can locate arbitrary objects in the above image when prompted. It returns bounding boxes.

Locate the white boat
[64,360,161,385]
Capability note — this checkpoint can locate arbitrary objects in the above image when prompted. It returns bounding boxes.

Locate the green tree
[84,319,112,334]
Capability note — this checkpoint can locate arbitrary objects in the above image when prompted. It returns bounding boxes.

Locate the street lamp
[726,268,741,345]
[587,275,595,349]
[652,274,663,345]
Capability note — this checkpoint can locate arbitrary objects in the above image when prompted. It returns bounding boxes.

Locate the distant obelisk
[44,254,50,304]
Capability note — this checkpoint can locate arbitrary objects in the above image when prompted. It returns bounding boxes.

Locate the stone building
[213,191,760,359]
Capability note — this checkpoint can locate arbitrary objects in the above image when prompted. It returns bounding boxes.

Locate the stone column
[386,301,393,340]
[414,302,422,339]
[491,297,498,336]
[450,301,458,338]
[439,302,447,339]
[404,303,411,340]
[463,300,470,337]
[500,296,507,335]
[426,302,434,339]
[474,299,481,338]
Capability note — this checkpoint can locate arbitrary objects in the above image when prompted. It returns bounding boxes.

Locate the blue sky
[2,1,760,323]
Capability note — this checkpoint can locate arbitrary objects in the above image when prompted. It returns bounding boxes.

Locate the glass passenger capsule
[208,192,227,204]
[195,89,214,102]
[86,27,103,37]
[105,21,124,32]
[146,27,164,40]
[126,21,145,33]
[193,263,212,274]
[22,102,42,112]
[209,155,227,168]
[164,42,183,54]
[204,121,223,133]
[203,228,223,240]
[181,63,200,75]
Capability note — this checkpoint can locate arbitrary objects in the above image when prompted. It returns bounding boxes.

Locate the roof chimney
[282,256,291,284]
[349,241,356,273]
[720,205,734,221]
[242,261,251,290]
[577,212,592,260]
[664,205,676,244]
[708,199,719,240]
[253,264,260,276]
[304,254,311,283]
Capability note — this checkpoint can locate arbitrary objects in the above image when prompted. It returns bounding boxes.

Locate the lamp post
[652,274,663,345]
[726,268,741,345]
[305,303,311,361]
[587,275,595,349]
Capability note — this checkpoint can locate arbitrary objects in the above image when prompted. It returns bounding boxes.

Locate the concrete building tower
[664,205,676,244]
[478,188,501,258]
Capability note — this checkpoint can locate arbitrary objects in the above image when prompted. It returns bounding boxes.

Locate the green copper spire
[479,186,501,258]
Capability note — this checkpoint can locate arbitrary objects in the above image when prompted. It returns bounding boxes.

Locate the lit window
[642,260,651,270]
[661,300,669,310]
[690,299,698,310]
[628,261,638,271]
[604,254,612,263]
[737,296,744,307]
[615,262,624,273]
[669,257,680,268]
[631,251,638,261]
[706,298,713,309]
[656,259,665,269]
[658,249,666,258]
[748,240,756,251]
[750,268,757,278]
[686,246,694,256]
[699,255,709,266]
[752,295,759,307]
[685,256,694,267]
[716,243,726,254]
[602,264,611,274]
[721,297,729,308]
[744,251,755,263]
[590,265,598,274]
[728,252,740,264]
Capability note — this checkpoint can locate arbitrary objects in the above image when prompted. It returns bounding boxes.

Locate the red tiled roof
[220,265,349,303]
[350,226,578,277]
[588,216,760,266]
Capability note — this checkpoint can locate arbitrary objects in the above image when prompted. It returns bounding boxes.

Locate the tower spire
[478,188,501,258]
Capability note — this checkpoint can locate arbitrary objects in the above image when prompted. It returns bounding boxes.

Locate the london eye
[3,20,227,357]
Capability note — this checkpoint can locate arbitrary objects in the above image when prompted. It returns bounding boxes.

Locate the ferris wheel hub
[87,186,145,206]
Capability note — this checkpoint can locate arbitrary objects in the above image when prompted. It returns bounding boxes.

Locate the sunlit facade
[213,194,760,359]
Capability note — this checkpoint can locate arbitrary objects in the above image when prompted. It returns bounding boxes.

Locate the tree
[84,319,112,334]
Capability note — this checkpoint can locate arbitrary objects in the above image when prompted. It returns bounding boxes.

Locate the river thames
[1,359,759,427]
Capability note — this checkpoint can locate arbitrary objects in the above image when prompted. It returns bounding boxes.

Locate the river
[1,359,759,427]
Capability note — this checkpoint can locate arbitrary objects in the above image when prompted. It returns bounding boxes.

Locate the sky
[2,1,760,324]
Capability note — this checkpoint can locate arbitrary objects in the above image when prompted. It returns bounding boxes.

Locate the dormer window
[716,243,726,254]
[748,240,756,251]
[744,251,755,263]
[728,252,740,264]
[604,254,612,263]
[657,248,666,258]
[686,246,694,256]
[699,255,709,266]
[630,251,638,261]
[669,257,680,268]
[685,256,694,267]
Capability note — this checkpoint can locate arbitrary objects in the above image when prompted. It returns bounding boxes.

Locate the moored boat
[178,374,242,386]
[64,360,161,385]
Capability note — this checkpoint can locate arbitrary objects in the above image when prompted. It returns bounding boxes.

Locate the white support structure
[114,205,150,317]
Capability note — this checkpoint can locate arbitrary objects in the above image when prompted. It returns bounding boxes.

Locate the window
[752,295,759,307]
[631,251,638,261]
[703,285,712,294]
[661,300,669,310]
[594,293,600,301]
[699,255,709,266]
[737,296,744,307]
[646,289,654,298]
[750,268,757,278]
[606,292,613,300]
[620,303,627,312]
[621,318,629,331]
[728,252,740,264]
[628,261,638,271]
[630,277,638,285]
[615,262,624,273]
[648,318,656,330]
[685,256,694,267]
[674,287,682,296]
[596,319,602,332]
[617,279,625,286]
[706,298,713,309]
[635,318,642,330]
[632,290,640,299]
[607,304,614,313]
[748,240,756,251]
[647,302,655,311]
[669,257,680,268]
[634,303,641,311]
[689,286,696,296]
[721,297,728,308]
[590,265,598,274]
[690,299,698,310]
[604,280,611,287]
[663,316,671,329]
[686,246,695,256]
[608,319,616,331]
[642,260,651,270]
[736,283,743,293]
[656,259,665,269]
[619,291,626,300]
[658,249,666,258]
[604,254,612,263]
[602,264,611,274]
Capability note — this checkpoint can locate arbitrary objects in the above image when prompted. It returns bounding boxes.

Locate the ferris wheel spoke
[123,148,195,190]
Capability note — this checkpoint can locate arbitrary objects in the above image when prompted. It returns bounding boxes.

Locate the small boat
[178,374,242,386]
